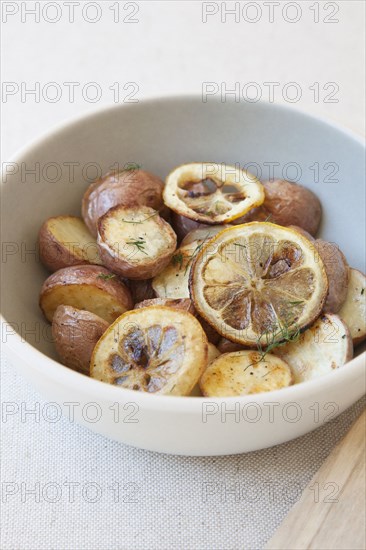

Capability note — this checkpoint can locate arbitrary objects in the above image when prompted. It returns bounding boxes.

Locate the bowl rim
[1,95,365,412]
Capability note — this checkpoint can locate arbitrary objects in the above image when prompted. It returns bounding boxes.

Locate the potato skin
[97,205,177,280]
[52,305,109,375]
[171,213,210,243]
[40,265,133,323]
[38,216,101,272]
[235,180,322,236]
[217,338,246,353]
[128,279,156,303]
[82,169,165,236]
[315,239,349,313]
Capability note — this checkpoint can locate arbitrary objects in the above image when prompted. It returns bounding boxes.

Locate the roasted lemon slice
[190,222,328,346]
[200,351,292,397]
[91,306,208,395]
[163,162,265,225]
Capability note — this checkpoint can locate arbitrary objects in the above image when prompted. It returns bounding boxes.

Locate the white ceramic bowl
[2,97,365,455]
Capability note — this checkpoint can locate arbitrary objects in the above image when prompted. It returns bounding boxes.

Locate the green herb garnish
[123,162,141,171]
[126,237,148,255]
[172,252,184,270]
[97,273,116,280]
[121,211,159,225]
[361,288,365,295]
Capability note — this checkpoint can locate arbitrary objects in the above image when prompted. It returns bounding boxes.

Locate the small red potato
[39,216,101,272]
[236,179,322,236]
[82,168,166,236]
[40,265,133,324]
[52,305,109,375]
[314,239,349,313]
[97,205,177,280]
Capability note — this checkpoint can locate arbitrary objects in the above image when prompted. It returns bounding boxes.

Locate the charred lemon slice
[200,351,292,397]
[163,162,265,225]
[190,223,328,346]
[91,306,208,395]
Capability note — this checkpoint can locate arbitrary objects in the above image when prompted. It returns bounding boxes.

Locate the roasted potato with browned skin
[82,168,166,237]
[40,265,133,323]
[236,180,322,236]
[39,216,102,272]
[52,305,109,375]
[97,205,177,279]
[314,239,349,313]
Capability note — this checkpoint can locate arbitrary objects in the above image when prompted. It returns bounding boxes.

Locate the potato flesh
[91,307,208,396]
[200,351,292,397]
[100,210,170,262]
[274,314,353,382]
[41,284,130,324]
[338,268,366,345]
[97,206,177,279]
[47,217,101,264]
[152,243,197,299]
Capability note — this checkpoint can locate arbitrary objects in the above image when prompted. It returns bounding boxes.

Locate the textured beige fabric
[1,357,365,550]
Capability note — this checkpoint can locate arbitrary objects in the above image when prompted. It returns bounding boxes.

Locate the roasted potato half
[39,265,133,323]
[82,168,166,236]
[91,306,208,396]
[52,305,109,375]
[237,179,322,236]
[314,239,349,313]
[97,205,177,279]
[338,268,366,346]
[200,351,292,397]
[39,216,102,272]
[274,314,353,382]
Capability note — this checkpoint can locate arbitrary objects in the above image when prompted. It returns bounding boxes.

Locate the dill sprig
[126,237,148,255]
[121,212,159,225]
[97,273,116,280]
[245,317,301,372]
[172,252,184,270]
[123,162,141,171]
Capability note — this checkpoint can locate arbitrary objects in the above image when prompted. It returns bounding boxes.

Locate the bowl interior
[1,97,365,360]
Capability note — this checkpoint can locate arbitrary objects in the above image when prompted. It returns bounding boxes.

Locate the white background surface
[1,2,365,549]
